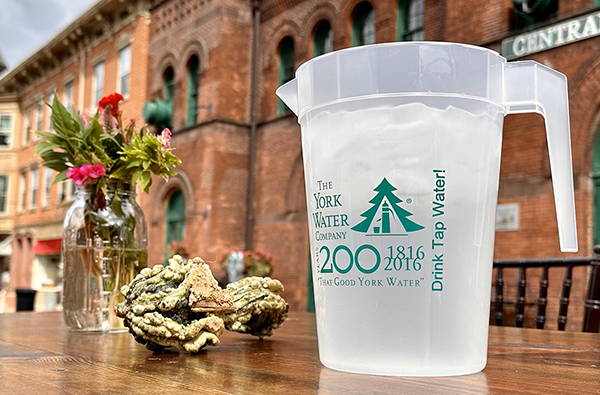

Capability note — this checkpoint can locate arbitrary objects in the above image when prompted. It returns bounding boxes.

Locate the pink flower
[68,167,87,186]
[66,167,79,179]
[77,109,89,129]
[80,164,92,177]
[89,164,106,179]
[159,128,171,148]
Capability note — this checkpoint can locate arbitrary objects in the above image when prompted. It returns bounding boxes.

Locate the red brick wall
[252,0,600,319]
[254,115,308,311]
[147,0,252,128]
[140,122,249,274]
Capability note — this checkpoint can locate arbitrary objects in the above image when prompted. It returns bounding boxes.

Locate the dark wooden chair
[492,245,600,332]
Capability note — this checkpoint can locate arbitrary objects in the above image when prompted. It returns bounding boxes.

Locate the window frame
[398,0,424,42]
[93,61,105,106]
[313,20,333,57]
[69,179,76,200]
[35,98,43,138]
[117,45,132,99]
[19,172,26,213]
[42,167,52,208]
[58,180,67,204]
[47,91,55,131]
[352,2,376,47]
[64,80,74,107]
[277,36,295,116]
[30,167,39,210]
[0,112,14,149]
[0,175,8,215]
[165,190,186,263]
[186,55,200,127]
[22,107,31,147]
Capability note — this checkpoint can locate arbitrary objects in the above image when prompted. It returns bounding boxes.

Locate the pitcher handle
[503,61,577,252]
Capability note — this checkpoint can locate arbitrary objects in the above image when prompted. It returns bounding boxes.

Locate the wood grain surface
[0,312,598,394]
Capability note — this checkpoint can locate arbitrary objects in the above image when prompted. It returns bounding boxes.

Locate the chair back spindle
[557,265,573,331]
[495,268,504,326]
[583,245,600,332]
[515,268,527,327]
[535,266,549,329]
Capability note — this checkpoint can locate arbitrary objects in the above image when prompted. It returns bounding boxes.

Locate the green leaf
[140,172,152,193]
[69,105,85,132]
[51,95,75,136]
[131,170,142,185]
[51,169,68,186]
[35,130,63,145]
[126,160,141,169]
[35,141,59,156]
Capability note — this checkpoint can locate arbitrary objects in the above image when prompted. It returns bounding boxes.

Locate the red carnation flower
[98,93,124,116]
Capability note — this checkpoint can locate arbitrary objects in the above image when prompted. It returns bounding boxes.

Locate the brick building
[0,0,151,309]
[1,0,598,327]
[142,0,600,323]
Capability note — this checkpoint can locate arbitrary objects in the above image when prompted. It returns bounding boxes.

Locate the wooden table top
[0,312,598,395]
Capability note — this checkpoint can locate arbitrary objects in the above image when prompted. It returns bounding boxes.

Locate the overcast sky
[0,0,99,69]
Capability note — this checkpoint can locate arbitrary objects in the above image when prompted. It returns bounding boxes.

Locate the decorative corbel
[95,13,113,37]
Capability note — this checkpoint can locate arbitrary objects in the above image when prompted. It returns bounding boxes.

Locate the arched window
[398,0,424,41]
[277,36,295,115]
[186,55,199,127]
[313,20,333,57]
[165,190,185,250]
[352,2,375,47]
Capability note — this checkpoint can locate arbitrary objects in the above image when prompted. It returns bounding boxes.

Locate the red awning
[32,239,62,255]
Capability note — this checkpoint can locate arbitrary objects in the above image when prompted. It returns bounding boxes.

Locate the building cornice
[0,0,151,95]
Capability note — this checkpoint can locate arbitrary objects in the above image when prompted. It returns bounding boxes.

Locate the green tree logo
[351,178,424,235]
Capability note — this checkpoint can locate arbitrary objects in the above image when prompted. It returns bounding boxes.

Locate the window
[352,2,376,46]
[313,20,333,57]
[165,190,185,261]
[186,55,199,127]
[43,168,52,207]
[398,0,424,41]
[69,179,76,199]
[164,66,174,104]
[93,62,105,105]
[277,36,295,115]
[58,180,67,203]
[0,176,7,214]
[513,0,558,29]
[118,45,131,98]
[47,91,54,131]
[64,80,74,106]
[0,113,12,147]
[22,107,30,146]
[30,168,38,209]
[19,172,26,212]
[163,66,174,129]
[35,98,43,133]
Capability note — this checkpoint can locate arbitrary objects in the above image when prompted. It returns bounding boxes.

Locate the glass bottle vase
[62,181,148,331]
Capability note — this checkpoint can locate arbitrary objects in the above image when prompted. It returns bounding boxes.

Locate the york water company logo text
[311,171,448,292]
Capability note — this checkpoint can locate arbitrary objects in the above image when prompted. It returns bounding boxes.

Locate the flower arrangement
[35,93,181,330]
[217,249,274,280]
[36,93,180,194]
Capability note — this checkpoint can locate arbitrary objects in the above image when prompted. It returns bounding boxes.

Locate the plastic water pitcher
[276,42,577,376]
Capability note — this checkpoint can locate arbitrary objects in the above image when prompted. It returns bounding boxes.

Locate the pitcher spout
[276,79,299,116]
